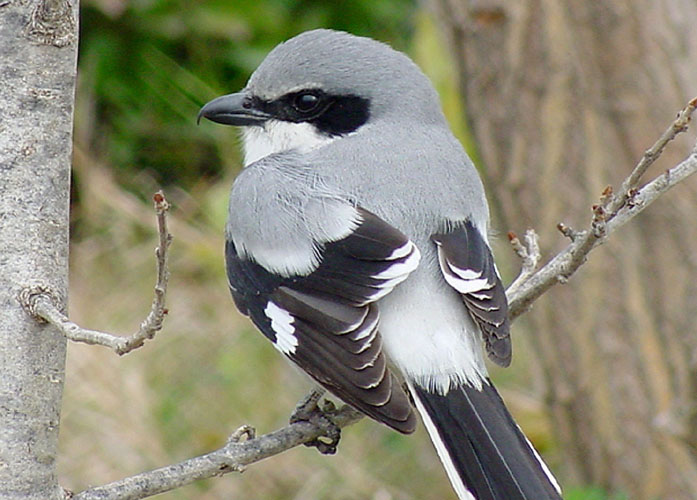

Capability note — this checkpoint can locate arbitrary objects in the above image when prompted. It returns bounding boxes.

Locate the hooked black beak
[197,92,270,126]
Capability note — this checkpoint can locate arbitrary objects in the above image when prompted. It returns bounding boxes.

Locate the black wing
[226,207,420,433]
[432,221,511,367]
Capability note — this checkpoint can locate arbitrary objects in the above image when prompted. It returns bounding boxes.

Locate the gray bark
[0,1,78,499]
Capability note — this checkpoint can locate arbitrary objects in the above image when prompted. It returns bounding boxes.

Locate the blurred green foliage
[564,488,629,500]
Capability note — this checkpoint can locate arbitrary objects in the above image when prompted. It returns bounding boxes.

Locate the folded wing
[226,207,420,433]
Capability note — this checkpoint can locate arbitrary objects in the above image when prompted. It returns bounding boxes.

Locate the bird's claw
[290,389,341,455]
[305,419,341,455]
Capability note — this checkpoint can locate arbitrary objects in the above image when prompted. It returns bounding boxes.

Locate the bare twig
[227,425,256,445]
[605,96,697,215]
[19,191,172,355]
[70,402,364,500]
[556,222,580,241]
[506,229,541,299]
[607,143,697,232]
[507,97,697,319]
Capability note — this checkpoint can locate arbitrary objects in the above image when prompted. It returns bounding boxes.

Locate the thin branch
[507,97,697,319]
[70,404,364,500]
[19,191,172,355]
[505,229,541,299]
[606,96,697,215]
[607,143,697,232]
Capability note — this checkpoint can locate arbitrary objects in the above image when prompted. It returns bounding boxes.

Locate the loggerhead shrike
[199,29,562,500]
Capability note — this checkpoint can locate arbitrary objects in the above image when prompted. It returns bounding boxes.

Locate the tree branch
[70,404,364,500]
[19,191,172,355]
[507,97,697,319]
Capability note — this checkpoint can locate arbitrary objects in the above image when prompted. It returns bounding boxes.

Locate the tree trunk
[0,1,78,498]
[431,1,697,498]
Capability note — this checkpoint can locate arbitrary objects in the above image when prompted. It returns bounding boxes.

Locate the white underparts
[242,120,336,166]
[378,279,488,394]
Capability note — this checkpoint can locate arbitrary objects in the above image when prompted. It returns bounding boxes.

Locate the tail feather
[410,379,561,500]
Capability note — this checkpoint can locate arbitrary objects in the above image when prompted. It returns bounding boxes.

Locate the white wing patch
[451,267,482,280]
[388,240,416,260]
[359,241,420,303]
[264,301,297,354]
[436,243,495,295]
[372,242,421,281]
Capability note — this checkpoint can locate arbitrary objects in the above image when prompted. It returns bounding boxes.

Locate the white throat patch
[242,120,336,166]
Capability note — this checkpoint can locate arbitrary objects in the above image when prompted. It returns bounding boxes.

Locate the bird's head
[198,29,444,166]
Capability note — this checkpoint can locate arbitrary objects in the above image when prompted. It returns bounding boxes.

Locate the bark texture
[0,0,78,498]
[431,1,697,498]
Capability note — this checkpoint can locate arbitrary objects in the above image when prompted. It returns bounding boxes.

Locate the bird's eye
[293,92,321,113]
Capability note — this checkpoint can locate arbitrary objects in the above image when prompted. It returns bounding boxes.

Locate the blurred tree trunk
[0,1,78,499]
[430,1,697,498]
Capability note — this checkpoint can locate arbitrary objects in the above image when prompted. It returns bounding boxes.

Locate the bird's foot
[290,388,341,455]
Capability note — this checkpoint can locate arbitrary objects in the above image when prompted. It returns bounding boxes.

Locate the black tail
[411,379,561,500]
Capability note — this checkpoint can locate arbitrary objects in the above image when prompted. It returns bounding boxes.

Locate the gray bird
[199,29,561,500]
